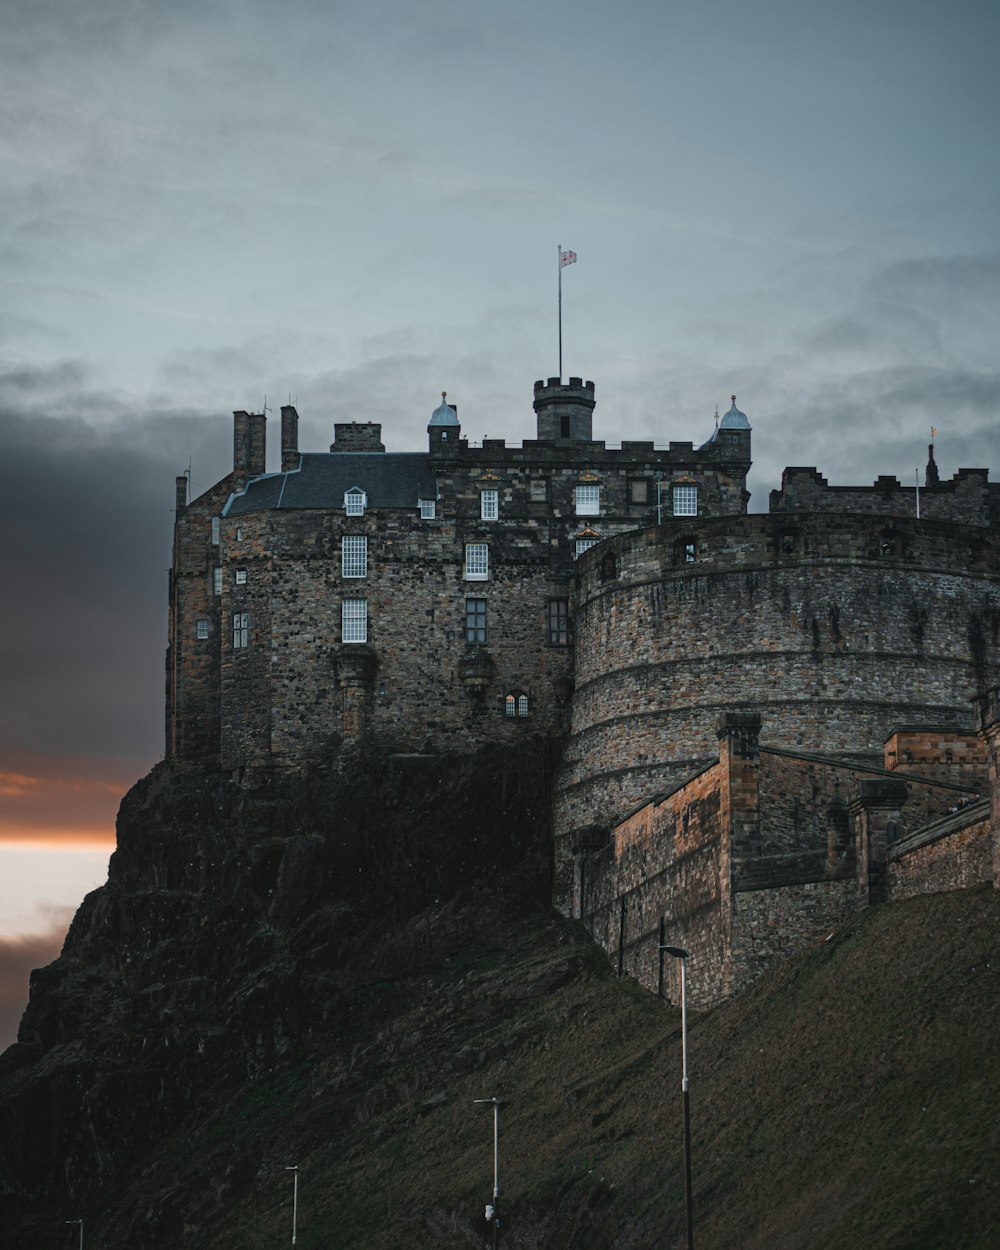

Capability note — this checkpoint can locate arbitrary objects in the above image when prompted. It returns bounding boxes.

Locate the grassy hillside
[88,883,1000,1249]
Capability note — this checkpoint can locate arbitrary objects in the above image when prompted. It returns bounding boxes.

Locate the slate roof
[224,453,437,515]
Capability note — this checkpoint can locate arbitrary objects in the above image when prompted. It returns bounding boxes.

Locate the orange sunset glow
[0,756,138,849]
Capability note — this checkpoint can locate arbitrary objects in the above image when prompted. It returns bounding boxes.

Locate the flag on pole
[931,426,938,439]
[560,249,577,268]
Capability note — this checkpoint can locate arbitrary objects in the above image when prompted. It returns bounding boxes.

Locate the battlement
[533,377,597,443]
[771,464,999,527]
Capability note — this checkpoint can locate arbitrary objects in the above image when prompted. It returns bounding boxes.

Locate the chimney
[233,410,267,490]
[330,422,385,453]
[281,405,300,472]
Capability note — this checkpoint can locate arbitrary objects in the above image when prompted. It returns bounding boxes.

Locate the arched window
[504,691,530,718]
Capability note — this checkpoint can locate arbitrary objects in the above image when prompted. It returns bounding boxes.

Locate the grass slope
[98,885,1000,1249]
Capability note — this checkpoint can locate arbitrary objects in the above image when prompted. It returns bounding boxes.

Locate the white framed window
[211,517,220,545]
[465,542,489,581]
[673,484,698,516]
[232,612,249,648]
[235,568,247,585]
[419,499,436,519]
[213,567,222,596]
[481,489,498,521]
[575,484,600,516]
[342,535,368,578]
[575,537,599,559]
[342,598,367,643]
[196,619,210,639]
[344,488,366,516]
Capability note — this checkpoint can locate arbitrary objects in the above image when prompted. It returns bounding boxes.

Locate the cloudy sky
[2,0,999,1046]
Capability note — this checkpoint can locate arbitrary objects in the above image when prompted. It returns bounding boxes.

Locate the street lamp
[473,1097,502,1248]
[65,1219,83,1250]
[285,1165,299,1247]
[661,944,694,1250]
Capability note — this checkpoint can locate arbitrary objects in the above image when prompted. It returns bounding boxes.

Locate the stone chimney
[330,422,385,453]
[233,410,266,490]
[280,405,300,472]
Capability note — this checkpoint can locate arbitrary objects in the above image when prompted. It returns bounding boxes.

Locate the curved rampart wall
[554,513,1000,902]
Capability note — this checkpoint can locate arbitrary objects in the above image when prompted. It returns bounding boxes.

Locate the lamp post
[473,1097,502,1248]
[661,944,694,1250]
[285,1165,299,1247]
[65,1219,83,1250]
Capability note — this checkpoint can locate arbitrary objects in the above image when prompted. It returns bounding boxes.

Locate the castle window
[629,478,649,505]
[548,599,570,645]
[213,567,222,595]
[419,499,436,519]
[342,535,368,578]
[232,612,249,648]
[235,568,247,585]
[342,598,367,643]
[505,691,530,718]
[466,598,488,644]
[684,541,696,563]
[560,414,570,438]
[344,488,366,516]
[465,542,489,581]
[196,619,210,639]
[481,489,499,521]
[673,484,698,516]
[575,536,599,559]
[211,517,220,545]
[575,484,600,516]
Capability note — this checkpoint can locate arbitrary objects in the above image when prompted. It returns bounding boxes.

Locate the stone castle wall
[169,384,752,770]
[557,511,1000,903]
[579,714,999,1006]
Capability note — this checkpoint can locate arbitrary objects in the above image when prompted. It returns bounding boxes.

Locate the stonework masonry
[166,377,1000,1002]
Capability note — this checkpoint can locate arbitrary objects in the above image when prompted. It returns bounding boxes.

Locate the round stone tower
[554,511,1000,905]
[533,377,596,443]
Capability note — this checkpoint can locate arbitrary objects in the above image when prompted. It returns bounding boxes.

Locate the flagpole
[558,243,563,380]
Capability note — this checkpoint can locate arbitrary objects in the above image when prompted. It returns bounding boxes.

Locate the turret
[428,391,460,453]
[533,377,595,443]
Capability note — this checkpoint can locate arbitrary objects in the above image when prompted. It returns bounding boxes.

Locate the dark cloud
[0,371,231,767]
[0,909,72,1052]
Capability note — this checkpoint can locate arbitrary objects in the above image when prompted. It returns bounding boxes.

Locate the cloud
[0,385,230,767]
[0,907,73,1052]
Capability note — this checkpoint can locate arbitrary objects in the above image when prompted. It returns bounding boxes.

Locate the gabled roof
[224,452,437,515]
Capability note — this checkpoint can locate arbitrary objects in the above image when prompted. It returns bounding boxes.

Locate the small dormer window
[419,499,436,519]
[345,488,366,516]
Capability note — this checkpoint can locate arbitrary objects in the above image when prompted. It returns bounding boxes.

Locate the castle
[167,379,1000,1005]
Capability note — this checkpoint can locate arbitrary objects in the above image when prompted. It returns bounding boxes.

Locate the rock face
[0,739,557,1246]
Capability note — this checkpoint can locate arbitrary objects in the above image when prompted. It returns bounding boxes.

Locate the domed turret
[700,394,752,464]
[719,395,750,430]
[428,391,460,452]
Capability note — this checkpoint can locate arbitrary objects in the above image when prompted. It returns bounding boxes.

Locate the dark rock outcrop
[0,738,557,1246]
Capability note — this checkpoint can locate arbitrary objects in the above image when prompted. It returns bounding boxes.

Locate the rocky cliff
[0,738,557,1247]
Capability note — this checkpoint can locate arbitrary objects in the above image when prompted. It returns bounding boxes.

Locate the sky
[2,0,999,1047]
